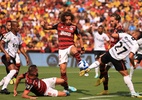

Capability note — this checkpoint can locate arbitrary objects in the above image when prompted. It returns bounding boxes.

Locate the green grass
[0,66,142,100]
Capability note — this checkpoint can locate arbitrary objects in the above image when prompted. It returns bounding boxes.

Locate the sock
[123,75,136,94]
[99,64,109,90]
[0,77,6,86]
[73,52,81,63]
[2,70,16,90]
[129,66,134,80]
[95,67,99,76]
[89,61,100,69]
[61,73,68,90]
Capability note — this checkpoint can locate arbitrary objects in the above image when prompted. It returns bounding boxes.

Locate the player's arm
[111,33,119,39]
[0,40,10,61]
[42,23,58,30]
[13,74,25,96]
[19,44,30,65]
[75,26,85,54]
[22,90,38,99]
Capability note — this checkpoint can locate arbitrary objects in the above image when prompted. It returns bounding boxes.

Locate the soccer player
[0,21,30,94]
[13,65,69,99]
[80,30,142,98]
[95,13,125,95]
[91,25,110,78]
[5,20,21,84]
[129,38,142,80]
[42,11,87,92]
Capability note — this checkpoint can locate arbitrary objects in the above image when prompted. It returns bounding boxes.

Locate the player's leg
[114,60,142,98]
[71,45,81,63]
[0,55,17,94]
[43,78,69,97]
[58,48,70,92]
[96,63,109,95]
[10,53,21,84]
[129,57,139,80]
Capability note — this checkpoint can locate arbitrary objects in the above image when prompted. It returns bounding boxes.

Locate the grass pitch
[0,66,142,100]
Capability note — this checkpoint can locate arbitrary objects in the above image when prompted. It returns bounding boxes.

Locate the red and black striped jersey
[52,22,80,49]
[23,73,47,96]
[109,25,124,47]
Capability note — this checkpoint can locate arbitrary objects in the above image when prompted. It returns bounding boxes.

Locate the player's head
[110,13,121,27]
[60,11,75,25]
[0,25,6,34]
[6,20,12,32]
[98,25,104,34]
[132,30,142,40]
[11,21,20,33]
[28,65,38,77]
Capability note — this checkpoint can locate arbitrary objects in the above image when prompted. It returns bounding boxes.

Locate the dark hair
[60,11,75,22]
[6,20,12,24]
[111,13,121,22]
[0,25,6,30]
[28,65,37,75]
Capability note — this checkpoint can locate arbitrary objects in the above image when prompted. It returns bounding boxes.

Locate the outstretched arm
[19,45,30,65]
[22,90,38,99]
[13,74,25,96]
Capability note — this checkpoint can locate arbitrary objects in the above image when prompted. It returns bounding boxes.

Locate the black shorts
[135,54,142,64]
[1,55,16,68]
[93,51,106,59]
[101,51,127,71]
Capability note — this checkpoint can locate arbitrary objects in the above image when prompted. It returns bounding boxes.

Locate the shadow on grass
[74,89,93,96]
[133,81,142,84]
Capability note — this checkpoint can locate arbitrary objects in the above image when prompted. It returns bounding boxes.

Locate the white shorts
[43,77,58,97]
[15,53,20,64]
[59,45,73,65]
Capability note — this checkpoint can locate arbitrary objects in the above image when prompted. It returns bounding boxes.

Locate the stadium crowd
[0,0,142,53]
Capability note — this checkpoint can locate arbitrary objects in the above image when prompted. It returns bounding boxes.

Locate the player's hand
[80,47,85,54]
[29,97,38,100]
[26,57,30,66]
[13,90,18,96]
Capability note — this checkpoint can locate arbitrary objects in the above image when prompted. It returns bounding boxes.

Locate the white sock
[89,61,100,69]
[95,67,99,76]
[123,75,136,94]
[2,70,16,90]
[129,66,134,80]
[0,76,6,86]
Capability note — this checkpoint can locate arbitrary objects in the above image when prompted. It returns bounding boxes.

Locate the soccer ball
[78,60,89,70]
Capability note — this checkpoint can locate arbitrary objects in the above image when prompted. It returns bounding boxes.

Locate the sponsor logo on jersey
[60,31,71,36]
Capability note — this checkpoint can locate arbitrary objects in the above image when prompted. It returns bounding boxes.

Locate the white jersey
[2,31,22,58]
[93,31,110,51]
[109,33,139,60]
[137,38,142,54]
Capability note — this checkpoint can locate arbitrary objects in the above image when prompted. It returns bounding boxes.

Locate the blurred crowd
[0,0,142,53]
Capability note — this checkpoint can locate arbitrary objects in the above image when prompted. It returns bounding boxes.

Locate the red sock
[73,52,81,63]
[61,73,68,90]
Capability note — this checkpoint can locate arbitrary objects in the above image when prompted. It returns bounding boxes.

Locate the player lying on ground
[13,65,70,99]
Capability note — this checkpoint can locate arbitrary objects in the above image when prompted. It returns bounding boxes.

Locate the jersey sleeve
[118,33,128,39]
[131,43,139,54]
[137,38,142,45]
[52,23,58,29]
[74,26,80,35]
[2,32,11,42]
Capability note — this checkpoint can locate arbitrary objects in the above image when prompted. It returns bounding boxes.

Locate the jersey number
[115,41,127,55]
